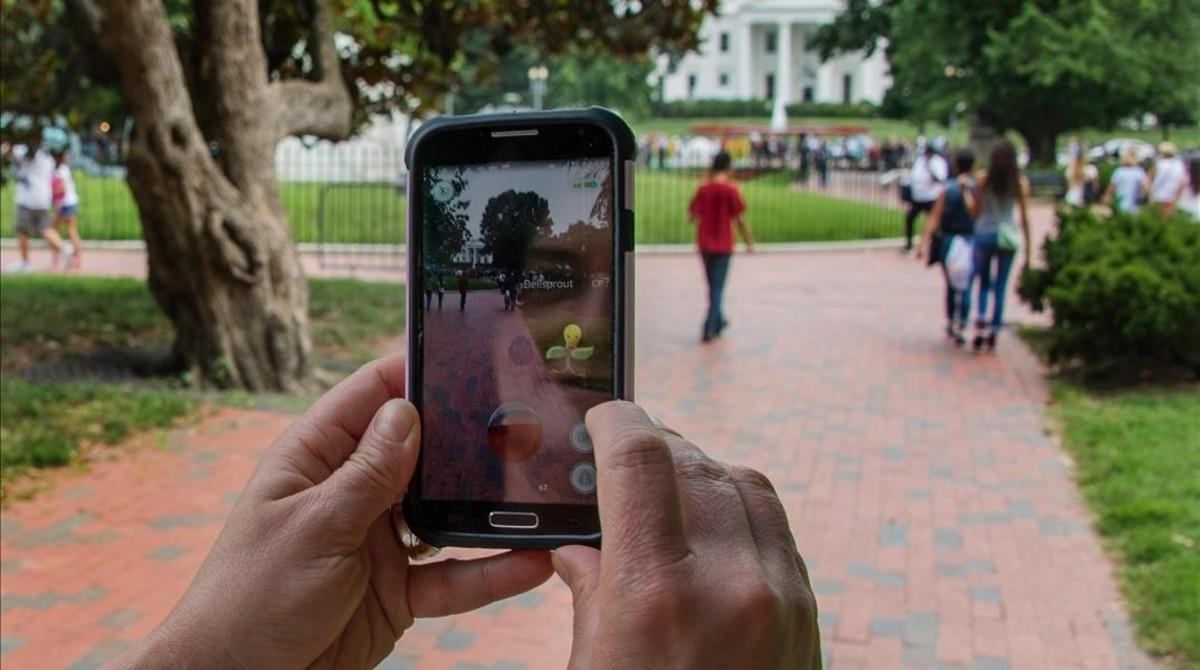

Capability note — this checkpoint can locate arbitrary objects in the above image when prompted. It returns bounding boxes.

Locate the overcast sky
[431,159,609,237]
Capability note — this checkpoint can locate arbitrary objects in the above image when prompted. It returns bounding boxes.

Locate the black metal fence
[3,136,929,267]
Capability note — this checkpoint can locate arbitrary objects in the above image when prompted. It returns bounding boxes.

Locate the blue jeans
[940,235,971,327]
[702,252,732,337]
[973,233,1015,331]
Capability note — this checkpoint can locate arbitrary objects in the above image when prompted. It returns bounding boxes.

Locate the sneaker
[61,244,76,270]
[5,261,32,274]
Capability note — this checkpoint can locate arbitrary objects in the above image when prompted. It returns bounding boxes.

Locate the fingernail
[374,399,416,443]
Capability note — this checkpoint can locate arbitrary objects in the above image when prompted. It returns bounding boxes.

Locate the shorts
[15,206,53,236]
[57,204,78,218]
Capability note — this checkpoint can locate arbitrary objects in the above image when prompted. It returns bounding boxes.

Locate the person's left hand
[113,354,553,669]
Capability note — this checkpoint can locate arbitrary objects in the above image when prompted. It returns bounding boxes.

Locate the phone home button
[488,511,540,530]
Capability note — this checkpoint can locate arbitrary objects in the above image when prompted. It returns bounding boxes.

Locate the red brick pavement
[0,210,1157,669]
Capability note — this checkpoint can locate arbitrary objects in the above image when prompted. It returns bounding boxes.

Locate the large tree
[813,0,1200,165]
[479,190,552,272]
[1,0,715,390]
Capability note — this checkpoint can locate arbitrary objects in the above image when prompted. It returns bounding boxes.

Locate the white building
[660,1,890,110]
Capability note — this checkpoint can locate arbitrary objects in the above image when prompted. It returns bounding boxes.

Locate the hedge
[1019,206,1200,378]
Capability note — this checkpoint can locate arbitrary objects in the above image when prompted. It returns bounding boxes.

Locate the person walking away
[688,151,754,342]
[1147,142,1188,212]
[424,276,434,310]
[1063,146,1099,208]
[904,142,949,253]
[1104,148,1147,214]
[1175,157,1200,222]
[814,141,829,189]
[51,150,82,269]
[795,133,811,185]
[436,275,446,309]
[7,141,67,273]
[457,270,469,311]
[970,140,1031,352]
[918,150,977,345]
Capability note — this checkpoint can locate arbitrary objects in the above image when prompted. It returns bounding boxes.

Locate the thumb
[319,398,420,539]
[553,545,601,663]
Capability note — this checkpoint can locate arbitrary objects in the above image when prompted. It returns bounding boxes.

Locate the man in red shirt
[688,151,755,342]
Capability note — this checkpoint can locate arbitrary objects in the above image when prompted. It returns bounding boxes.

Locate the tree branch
[271,0,352,141]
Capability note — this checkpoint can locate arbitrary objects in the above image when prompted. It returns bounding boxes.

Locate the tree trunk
[96,0,350,391]
[1020,126,1059,168]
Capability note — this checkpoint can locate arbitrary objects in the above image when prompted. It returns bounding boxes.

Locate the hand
[114,355,552,669]
[553,402,821,669]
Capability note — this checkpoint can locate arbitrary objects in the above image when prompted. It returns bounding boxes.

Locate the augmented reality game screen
[418,158,614,504]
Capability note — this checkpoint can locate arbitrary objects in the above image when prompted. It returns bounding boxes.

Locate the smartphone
[403,108,635,549]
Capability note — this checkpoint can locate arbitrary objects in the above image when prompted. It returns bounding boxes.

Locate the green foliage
[479,189,552,271]
[653,99,881,120]
[1051,383,1200,666]
[1019,207,1200,378]
[454,45,657,118]
[653,99,772,118]
[814,0,1200,162]
[0,377,193,483]
[421,168,470,266]
[785,101,881,119]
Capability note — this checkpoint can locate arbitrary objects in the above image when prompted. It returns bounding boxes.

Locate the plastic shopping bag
[946,235,974,292]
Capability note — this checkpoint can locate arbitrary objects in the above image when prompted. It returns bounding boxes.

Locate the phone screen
[417,157,614,505]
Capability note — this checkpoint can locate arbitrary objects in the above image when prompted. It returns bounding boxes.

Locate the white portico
[659,1,890,115]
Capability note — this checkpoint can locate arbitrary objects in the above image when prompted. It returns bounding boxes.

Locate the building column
[738,21,753,99]
[817,61,834,103]
[770,21,792,130]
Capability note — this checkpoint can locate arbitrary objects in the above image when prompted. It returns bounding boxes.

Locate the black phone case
[403,107,636,550]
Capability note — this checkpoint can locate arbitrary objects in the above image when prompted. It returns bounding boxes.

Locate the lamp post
[527,65,549,110]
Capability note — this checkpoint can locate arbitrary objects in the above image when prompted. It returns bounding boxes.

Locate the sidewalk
[0,205,1156,669]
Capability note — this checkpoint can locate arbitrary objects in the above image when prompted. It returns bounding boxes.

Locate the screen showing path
[419,158,614,504]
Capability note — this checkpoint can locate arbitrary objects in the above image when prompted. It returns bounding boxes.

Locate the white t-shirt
[1149,157,1187,205]
[1176,187,1199,222]
[1110,166,1146,213]
[910,153,949,203]
[14,149,56,210]
[53,164,79,207]
[1064,164,1099,206]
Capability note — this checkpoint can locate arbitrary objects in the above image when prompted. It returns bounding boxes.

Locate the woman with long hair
[1063,145,1098,207]
[970,140,1031,352]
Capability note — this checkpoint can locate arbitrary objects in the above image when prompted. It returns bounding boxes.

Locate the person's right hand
[553,402,821,669]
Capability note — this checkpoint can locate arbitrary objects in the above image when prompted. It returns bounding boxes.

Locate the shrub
[1019,207,1200,378]
[785,101,881,119]
[653,99,771,118]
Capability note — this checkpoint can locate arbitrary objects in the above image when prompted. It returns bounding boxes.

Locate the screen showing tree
[419,159,614,504]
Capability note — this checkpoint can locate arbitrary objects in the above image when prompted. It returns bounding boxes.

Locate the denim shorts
[57,204,78,218]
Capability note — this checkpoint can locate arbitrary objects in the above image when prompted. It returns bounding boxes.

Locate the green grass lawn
[2,169,902,245]
[0,275,405,490]
[637,170,899,243]
[1052,383,1200,668]
[631,116,1200,152]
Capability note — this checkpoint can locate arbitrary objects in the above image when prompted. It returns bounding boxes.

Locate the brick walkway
[0,209,1156,669]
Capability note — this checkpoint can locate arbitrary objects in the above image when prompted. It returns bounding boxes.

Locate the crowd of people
[912,137,1199,353]
[1096,141,1200,218]
[637,130,917,177]
[4,140,84,273]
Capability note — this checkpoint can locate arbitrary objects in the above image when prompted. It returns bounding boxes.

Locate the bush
[651,99,882,120]
[1019,207,1200,378]
[785,101,881,119]
[653,99,771,118]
